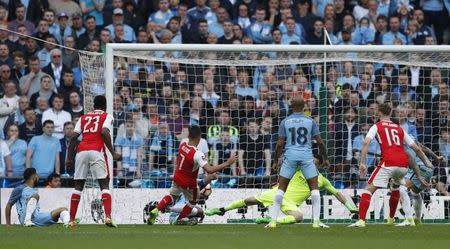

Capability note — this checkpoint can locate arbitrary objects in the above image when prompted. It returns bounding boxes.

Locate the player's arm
[405,133,433,169]
[137,146,143,178]
[273,137,285,171]
[406,151,429,189]
[314,135,329,168]
[5,154,12,177]
[419,143,443,163]
[5,203,13,225]
[360,125,378,176]
[116,146,123,177]
[25,149,33,168]
[54,152,60,174]
[101,127,121,160]
[238,149,246,175]
[202,152,238,174]
[264,149,272,176]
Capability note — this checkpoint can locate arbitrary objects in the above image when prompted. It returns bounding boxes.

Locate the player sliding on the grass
[394,145,442,226]
[147,125,237,225]
[205,155,358,224]
[269,96,329,228]
[5,168,70,227]
[66,95,122,228]
[349,103,433,228]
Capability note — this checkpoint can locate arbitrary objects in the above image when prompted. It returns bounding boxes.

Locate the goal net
[79,44,450,224]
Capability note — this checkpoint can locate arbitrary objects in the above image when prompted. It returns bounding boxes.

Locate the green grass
[1,224,450,249]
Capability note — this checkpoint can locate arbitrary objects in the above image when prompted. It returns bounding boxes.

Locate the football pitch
[1,224,449,249]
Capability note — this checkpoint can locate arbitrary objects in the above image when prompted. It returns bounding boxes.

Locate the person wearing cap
[337,28,354,45]
[49,1,82,26]
[69,13,86,38]
[105,8,136,43]
[80,0,105,27]
[54,12,72,45]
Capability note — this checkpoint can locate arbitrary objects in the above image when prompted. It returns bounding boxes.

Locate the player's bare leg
[266,176,290,228]
[98,178,116,228]
[68,179,85,228]
[51,207,71,227]
[349,184,377,227]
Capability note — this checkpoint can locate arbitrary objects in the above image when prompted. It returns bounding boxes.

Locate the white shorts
[74,150,109,180]
[368,165,408,188]
[169,182,199,203]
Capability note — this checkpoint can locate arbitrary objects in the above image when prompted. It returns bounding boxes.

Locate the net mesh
[79,47,450,223]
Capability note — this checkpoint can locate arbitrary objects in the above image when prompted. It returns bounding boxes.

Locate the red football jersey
[173,142,208,189]
[74,111,114,152]
[366,120,414,167]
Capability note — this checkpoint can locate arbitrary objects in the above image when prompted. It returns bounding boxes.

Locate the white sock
[25,198,37,223]
[411,192,423,220]
[272,189,285,221]
[399,186,412,219]
[311,189,321,221]
[60,210,70,224]
[190,207,198,216]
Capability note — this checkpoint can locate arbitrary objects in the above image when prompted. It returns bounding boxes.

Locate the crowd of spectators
[0,0,448,192]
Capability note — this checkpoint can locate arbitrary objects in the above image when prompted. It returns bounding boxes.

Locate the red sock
[389,190,400,219]
[70,191,81,221]
[359,193,372,221]
[178,204,193,220]
[101,190,112,219]
[157,195,173,212]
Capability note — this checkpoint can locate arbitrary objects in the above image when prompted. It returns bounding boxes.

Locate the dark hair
[62,69,73,76]
[12,50,24,59]
[53,93,65,101]
[94,95,107,110]
[63,121,74,127]
[188,125,202,139]
[29,56,39,62]
[85,15,96,21]
[23,167,37,181]
[43,119,55,126]
[378,102,392,116]
[47,173,60,184]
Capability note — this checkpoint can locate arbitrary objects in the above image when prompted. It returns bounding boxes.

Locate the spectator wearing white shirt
[41,94,71,139]
[0,81,20,128]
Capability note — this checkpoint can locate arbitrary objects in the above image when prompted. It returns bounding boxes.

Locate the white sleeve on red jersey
[102,114,114,131]
[403,131,415,147]
[194,150,208,168]
[365,124,378,140]
[74,117,82,134]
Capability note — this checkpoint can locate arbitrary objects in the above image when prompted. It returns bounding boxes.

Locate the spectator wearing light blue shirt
[148,0,174,31]
[25,120,61,177]
[80,0,105,26]
[337,61,360,90]
[248,8,272,44]
[6,124,27,177]
[352,123,380,175]
[352,17,376,44]
[207,7,229,38]
[0,138,12,177]
[187,0,212,29]
[36,36,57,68]
[312,0,334,17]
[235,69,258,99]
[105,9,136,43]
[115,120,144,178]
[279,18,305,43]
[382,16,407,44]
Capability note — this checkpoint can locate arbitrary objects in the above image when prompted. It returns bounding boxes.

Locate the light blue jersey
[8,184,56,226]
[278,113,320,180]
[279,113,319,160]
[405,147,433,191]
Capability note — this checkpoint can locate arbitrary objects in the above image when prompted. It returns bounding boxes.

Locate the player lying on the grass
[205,155,358,225]
[147,125,238,225]
[395,144,443,226]
[66,95,122,228]
[4,168,70,227]
[349,103,433,228]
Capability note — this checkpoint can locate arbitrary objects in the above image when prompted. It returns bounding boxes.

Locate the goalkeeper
[205,155,358,224]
